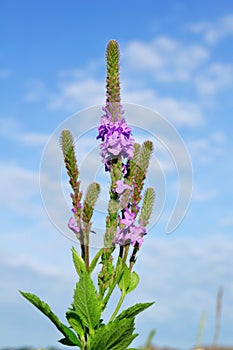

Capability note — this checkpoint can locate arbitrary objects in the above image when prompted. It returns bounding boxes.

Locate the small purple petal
[68,217,80,234]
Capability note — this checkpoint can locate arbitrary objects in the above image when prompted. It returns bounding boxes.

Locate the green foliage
[90,317,137,350]
[73,270,101,330]
[71,246,86,277]
[116,302,155,321]
[66,310,85,341]
[89,247,104,274]
[118,265,140,295]
[19,291,81,348]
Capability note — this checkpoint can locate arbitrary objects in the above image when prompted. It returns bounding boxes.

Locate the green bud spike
[106,39,121,106]
[60,129,82,217]
[82,182,101,223]
[139,140,153,175]
[139,187,155,227]
[60,130,79,190]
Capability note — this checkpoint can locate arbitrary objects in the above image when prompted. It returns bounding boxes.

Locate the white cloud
[189,14,233,45]
[124,36,209,82]
[48,78,105,111]
[195,63,233,96]
[0,117,49,146]
[187,131,226,165]
[123,88,204,127]
[0,162,41,216]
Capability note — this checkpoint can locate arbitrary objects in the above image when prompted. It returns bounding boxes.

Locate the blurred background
[1,0,233,348]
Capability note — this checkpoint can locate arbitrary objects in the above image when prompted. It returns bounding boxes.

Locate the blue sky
[1,0,233,348]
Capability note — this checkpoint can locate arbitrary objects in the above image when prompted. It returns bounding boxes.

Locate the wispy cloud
[0,162,41,216]
[189,13,233,45]
[123,88,204,127]
[124,36,210,82]
[48,78,105,111]
[0,117,49,146]
[187,131,226,165]
[195,63,233,96]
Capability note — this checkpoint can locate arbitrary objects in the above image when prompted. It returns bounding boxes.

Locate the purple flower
[68,217,80,234]
[114,227,128,246]
[126,225,146,247]
[115,180,132,194]
[97,103,135,170]
[114,223,146,247]
[120,208,135,226]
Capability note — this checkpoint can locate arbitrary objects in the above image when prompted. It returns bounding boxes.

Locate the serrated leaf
[116,302,155,321]
[90,318,137,350]
[20,291,81,347]
[66,310,84,339]
[73,271,101,329]
[72,246,86,277]
[127,271,140,294]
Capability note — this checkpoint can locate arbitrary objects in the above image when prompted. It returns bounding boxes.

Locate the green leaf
[73,270,101,329]
[116,302,155,321]
[89,248,104,274]
[127,271,140,294]
[118,264,131,294]
[90,318,137,350]
[72,246,86,277]
[20,291,81,348]
[58,337,77,346]
[66,310,85,339]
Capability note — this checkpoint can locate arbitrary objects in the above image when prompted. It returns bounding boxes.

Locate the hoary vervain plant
[20,40,155,350]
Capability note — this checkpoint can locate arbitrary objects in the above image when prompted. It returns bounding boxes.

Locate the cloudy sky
[1,0,233,348]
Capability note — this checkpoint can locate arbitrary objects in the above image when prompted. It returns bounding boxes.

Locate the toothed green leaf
[90,317,137,350]
[19,291,81,347]
[73,270,101,329]
[116,302,155,321]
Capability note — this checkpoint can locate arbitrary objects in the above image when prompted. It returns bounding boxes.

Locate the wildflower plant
[20,40,155,350]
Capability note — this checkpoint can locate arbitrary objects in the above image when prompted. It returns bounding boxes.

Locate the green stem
[102,262,124,308]
[109,292,126,322]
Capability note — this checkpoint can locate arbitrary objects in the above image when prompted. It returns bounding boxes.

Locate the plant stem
[122,244,129,265]
[129,243,139,270]
[102,261,124,308]
[109,292,125,322]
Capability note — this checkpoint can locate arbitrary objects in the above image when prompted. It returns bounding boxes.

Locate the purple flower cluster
[114,208,146,247]
[97,104,134,169]
[113,182,146,247]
